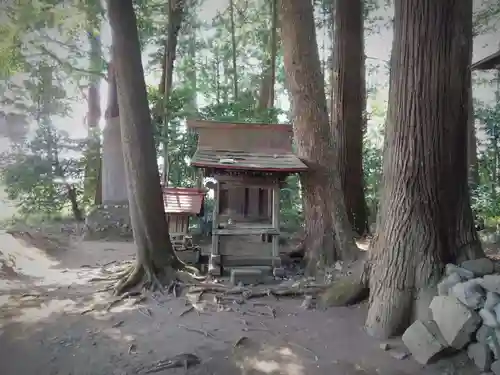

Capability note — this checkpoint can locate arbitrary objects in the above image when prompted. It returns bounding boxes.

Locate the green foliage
[473,91,500,219]
[1,128,87,217]
[3,0,497,232]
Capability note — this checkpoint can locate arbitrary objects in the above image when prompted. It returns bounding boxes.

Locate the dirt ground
[0,227,481,375]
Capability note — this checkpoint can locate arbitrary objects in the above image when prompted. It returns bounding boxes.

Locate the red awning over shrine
[162,187,205,215]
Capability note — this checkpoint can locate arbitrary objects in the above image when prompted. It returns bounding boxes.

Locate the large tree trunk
[365,0,484,339]
[331,0,369,236]
[279,0,358,273]
[102,62,128,203]
[108,0,191,294]
[160,0,184,185]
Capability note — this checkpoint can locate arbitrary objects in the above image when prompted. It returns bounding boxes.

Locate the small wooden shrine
[471,50,500,71]
[163,187,206,262]
[186,119,307,276]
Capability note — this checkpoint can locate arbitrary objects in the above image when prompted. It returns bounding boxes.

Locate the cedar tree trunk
[331,0,369,236]
[159,0,184,185]
[108,0,189,294]
[279,0,358,272]
[102,62,128,203]
[365,0,484,339]
[84,22,102,206]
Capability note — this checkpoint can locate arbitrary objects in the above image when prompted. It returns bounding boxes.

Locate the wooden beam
[186,119,293,132]
[271,185,281,268]
[471,50,500,71]
[210,181,220,276]
[215,174,285,187]
[214,228,279,236]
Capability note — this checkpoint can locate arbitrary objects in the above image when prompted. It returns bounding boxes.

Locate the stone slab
[461,258,495,277]
[438,273,462,296]
[83,203,132,241]
[402,320,448,365]
[485,292,500,311]
[445,264,474,280]
[492,359,500,374]
[230,268,264,286]
[450,279,485,309]
[482,275,500,294]
[430,296,481,349]
[468,342,494,372]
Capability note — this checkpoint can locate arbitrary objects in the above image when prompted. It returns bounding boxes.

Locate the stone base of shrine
[83,202,133,241]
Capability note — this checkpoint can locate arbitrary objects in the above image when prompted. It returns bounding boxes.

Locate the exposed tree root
[113,259,207,296]
[113,263,168,295]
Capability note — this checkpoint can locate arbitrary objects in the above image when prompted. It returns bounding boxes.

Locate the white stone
[438,273,462,296]
[486,292,500,311]
[487,330,500,359]
[230,268,264,285]
[494,305,500,326]
[445,264,474,280]
[461,258,495,277]
[402,320,448,365]
[492,360,500,374]
[481,309,500,328]
[482,275,500,295]
[468,342,494,372]
[430,296,481,349]
[450,279,485,310]
[477,325,494,344]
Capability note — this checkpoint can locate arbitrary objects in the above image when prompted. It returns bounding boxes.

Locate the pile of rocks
[83,204,133,240]
[403,258,500,373]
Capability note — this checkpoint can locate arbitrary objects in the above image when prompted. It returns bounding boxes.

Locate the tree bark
[160,0,184,186]
[102,62,128,203]
[108,0,192,294]
[258,0,278,111]
[279,0,358,273]
[229,0,238,100]
[331,0,369,236]
[84,26,102,206]
[365,0,484,339]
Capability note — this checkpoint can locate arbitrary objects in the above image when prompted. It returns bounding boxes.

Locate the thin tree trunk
[107,0,192,294]
[215,52,221,104]
[331,0,369,236]
[365,0,483,339]
[229,0,238,100]
[54,150,84,222]
[160,0,184,186]
[258,0,278,111]
[85,26,102,206]
[186,26,197,115]
[269,0,277,109]
[279,0,358,273]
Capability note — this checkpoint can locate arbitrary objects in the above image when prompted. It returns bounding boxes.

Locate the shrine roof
[186,119,307,173]
[190,149,307,172]
[471,50,500,71]
[163,187,205,215]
